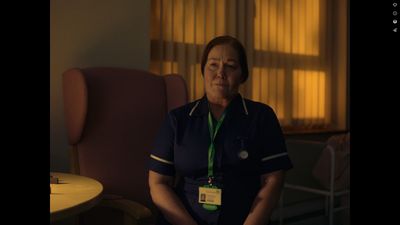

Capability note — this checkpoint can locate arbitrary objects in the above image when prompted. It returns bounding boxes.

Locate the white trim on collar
[189,101,200,116]
[189,94,248,116]
[240,94,249,115]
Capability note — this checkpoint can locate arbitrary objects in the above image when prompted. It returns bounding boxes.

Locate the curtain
[150,0,348,132]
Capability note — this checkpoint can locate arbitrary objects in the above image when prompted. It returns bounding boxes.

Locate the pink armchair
[62,67,188,225]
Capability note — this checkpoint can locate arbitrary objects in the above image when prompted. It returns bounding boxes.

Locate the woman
[148,35,292,225]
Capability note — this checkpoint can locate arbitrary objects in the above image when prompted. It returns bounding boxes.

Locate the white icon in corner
[394,28,397,32]
[394,19,398,24]
[394,3,398,7]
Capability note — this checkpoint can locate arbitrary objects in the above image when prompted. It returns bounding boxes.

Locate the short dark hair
[200,35,249,83]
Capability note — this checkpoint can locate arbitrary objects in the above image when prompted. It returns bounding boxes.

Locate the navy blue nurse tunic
[149,94,293,225]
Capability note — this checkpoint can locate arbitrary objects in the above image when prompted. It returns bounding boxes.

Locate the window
[150,0,348,132]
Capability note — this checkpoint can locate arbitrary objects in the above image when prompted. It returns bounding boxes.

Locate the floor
[270,210,350,225]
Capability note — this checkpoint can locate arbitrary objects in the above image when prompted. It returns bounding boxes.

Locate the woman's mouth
[214,83,228,87]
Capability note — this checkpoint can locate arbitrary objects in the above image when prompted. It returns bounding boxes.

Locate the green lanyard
[207,110,226,185]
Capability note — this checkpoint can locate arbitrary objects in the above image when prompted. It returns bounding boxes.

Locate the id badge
[198,185,222,205]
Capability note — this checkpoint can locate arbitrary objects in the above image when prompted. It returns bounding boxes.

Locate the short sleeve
[258,107,293,174]
[148,112,176,176]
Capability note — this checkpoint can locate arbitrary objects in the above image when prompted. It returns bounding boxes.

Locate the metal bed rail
[278,140,350,225]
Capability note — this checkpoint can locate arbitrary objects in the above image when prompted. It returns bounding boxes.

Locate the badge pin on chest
[238,150,248,159]
[237,136,249,160]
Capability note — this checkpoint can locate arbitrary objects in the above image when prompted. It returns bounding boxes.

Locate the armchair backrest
[62,67,188,212]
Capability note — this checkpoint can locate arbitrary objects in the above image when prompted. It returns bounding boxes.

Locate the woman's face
[204,44,243,100]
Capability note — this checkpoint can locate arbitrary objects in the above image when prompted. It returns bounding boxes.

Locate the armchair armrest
[98,195,153,225]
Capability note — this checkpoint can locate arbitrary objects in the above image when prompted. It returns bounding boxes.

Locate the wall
[50,0,150,172]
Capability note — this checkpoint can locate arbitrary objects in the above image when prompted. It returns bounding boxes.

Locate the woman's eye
[209,64,218,70]
[226,64,237,70]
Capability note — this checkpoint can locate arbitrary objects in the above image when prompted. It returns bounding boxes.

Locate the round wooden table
[50,172,103,223]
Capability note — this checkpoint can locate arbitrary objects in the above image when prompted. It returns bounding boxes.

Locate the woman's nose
[216,64,226,78]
